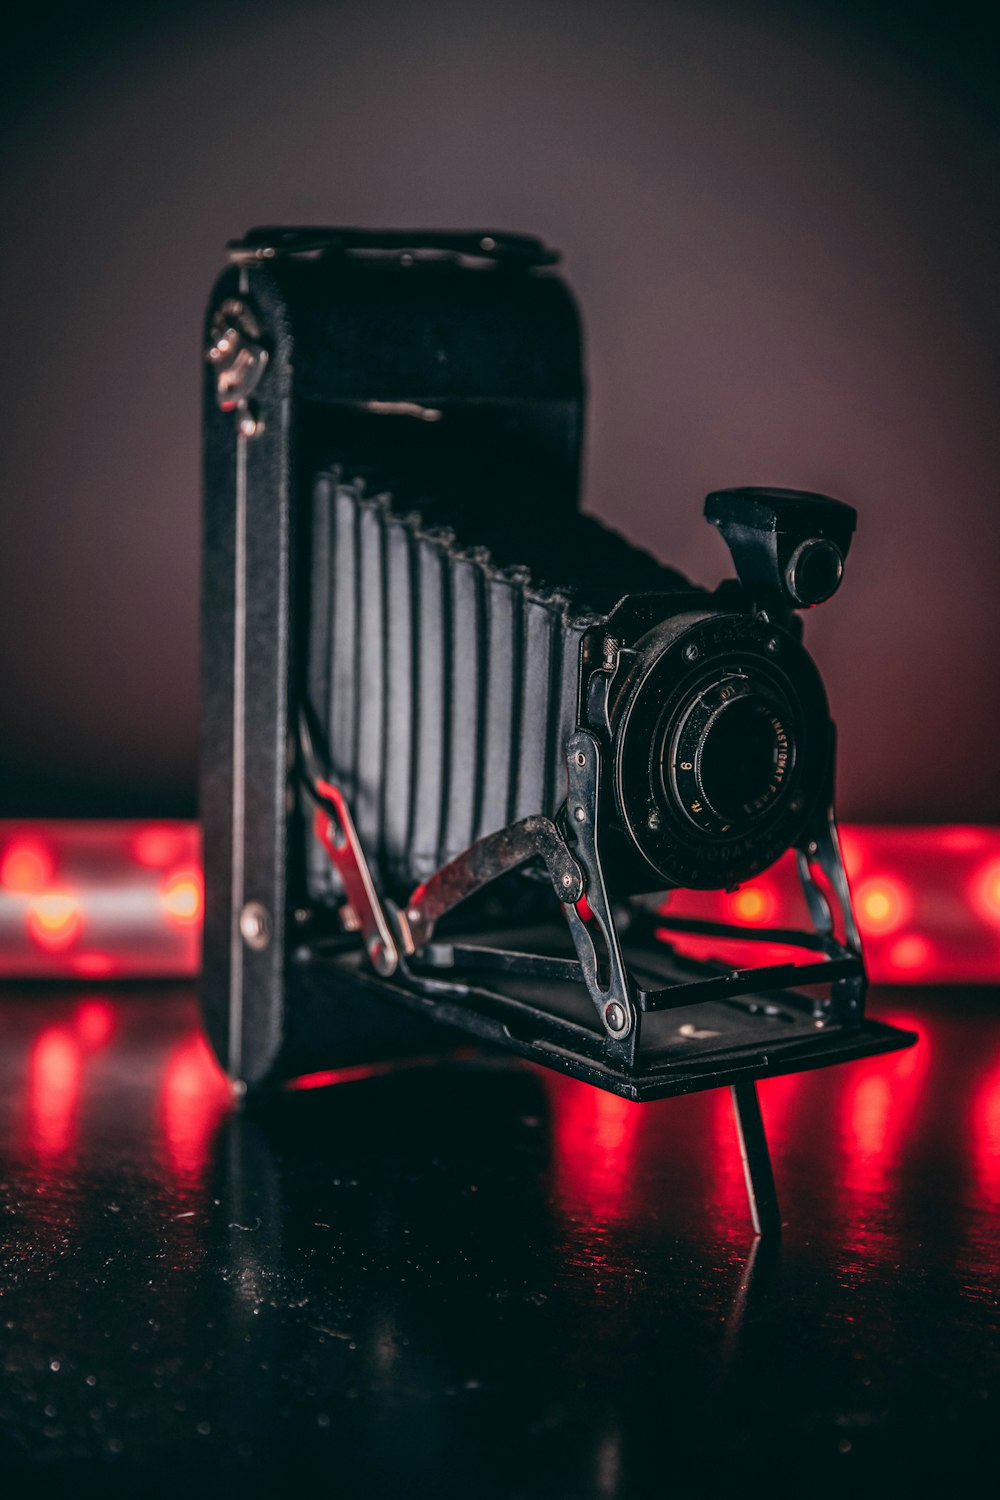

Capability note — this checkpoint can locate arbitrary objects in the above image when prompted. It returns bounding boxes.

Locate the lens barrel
[665,671,794,836]
[607,610,831,889]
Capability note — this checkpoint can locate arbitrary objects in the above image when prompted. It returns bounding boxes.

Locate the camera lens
[663,672,794,838]
[697,697,784,822]
[609,612,828,890]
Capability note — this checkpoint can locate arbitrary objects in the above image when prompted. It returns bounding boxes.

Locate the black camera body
[201,228,911,1227]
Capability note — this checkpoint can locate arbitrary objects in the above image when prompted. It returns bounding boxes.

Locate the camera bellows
[306,474,596,899]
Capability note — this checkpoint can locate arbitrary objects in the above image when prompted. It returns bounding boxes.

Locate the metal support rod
[730,1081,782,1238]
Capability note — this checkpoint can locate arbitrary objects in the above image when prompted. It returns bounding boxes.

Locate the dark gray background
[2,0,997,820]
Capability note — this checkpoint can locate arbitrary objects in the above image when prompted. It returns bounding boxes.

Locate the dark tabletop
[0,983,997,1495]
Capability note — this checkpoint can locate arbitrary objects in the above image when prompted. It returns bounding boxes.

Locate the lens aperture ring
[667,673,793,837]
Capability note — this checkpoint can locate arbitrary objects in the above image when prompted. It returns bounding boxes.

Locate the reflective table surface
[0,985,997,1493]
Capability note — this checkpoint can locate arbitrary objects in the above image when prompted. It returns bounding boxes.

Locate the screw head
[683,643,700,662]
[766,636,780,654]
[605,1002,628,1034]
[239,901,271,951]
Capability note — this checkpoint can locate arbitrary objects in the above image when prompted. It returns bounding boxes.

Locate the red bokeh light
[939,826,992,853]
[758,1069,803,1144]
[74,998,115,1050]
[837,828,864,878]
[161,867,203,927]
[132,826,188,868]
[854,876,909,934]
[845,1074,894,1161]
[71,952,119,978]
[545,1073,641,1221]
[727,884,775,924]
[27,1027,82,1160]
[887,934,933,976]
[973,859,1000,923]
[840,1013,928,1194]
[1,838,55,893]
[27,890,82,951]
[160,1032,233,1181]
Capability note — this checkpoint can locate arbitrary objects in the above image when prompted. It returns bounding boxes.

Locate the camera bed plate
[296,928,915,1103]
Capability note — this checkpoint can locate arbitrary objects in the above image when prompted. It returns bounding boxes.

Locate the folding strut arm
[404,818,583,949]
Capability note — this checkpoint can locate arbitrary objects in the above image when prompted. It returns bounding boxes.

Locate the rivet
[239,901,271,951]
[605,1002,628,1033]
[573,806,586,822]
[238,410,263,439]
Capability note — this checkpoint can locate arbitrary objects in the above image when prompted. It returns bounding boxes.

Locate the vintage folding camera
[201,226,913,1230]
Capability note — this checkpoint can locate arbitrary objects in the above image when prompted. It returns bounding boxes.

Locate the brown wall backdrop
[1,0,997,820]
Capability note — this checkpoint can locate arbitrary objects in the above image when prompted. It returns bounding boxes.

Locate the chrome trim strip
[228,424,247,1077]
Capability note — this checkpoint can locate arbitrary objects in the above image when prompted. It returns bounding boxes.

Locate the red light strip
[0,821,998,984]
[0,821,201,980]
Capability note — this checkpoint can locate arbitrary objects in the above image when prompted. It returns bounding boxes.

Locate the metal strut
[730,1081,781,1237]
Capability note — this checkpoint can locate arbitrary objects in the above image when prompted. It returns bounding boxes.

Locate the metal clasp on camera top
[205,298,269,417]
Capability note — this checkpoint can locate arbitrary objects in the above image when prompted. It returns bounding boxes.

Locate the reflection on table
[0,984,997,1490]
